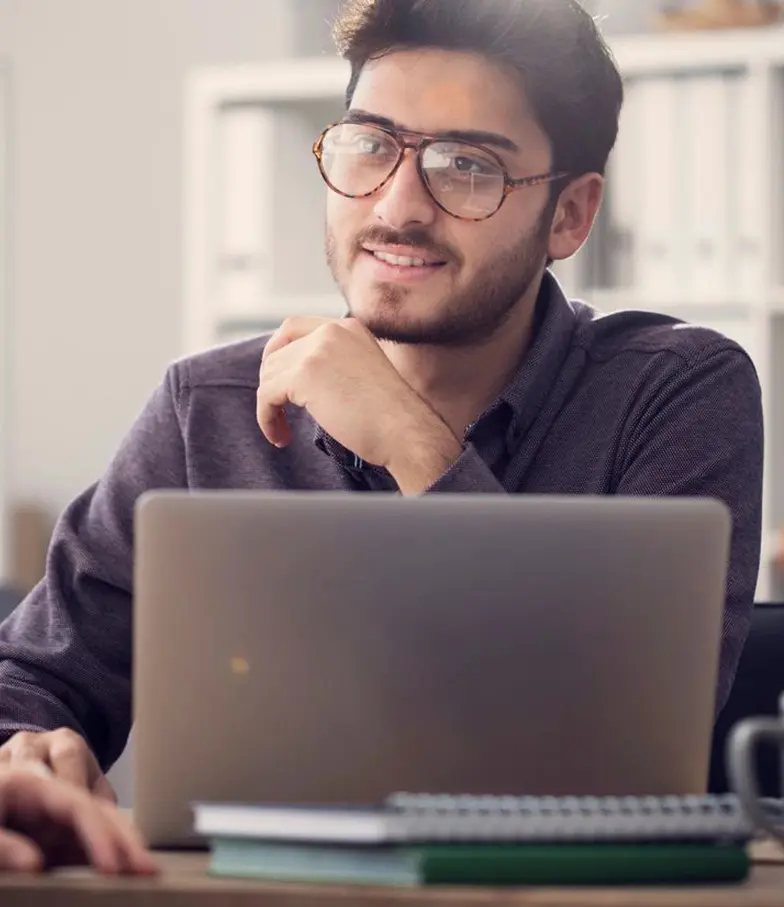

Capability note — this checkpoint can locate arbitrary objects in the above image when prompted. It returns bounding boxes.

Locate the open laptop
[132,491,731,847]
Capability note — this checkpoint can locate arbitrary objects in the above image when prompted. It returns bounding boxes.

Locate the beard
[325,208,552,348]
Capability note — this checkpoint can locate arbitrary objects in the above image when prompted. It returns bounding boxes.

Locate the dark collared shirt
[0,273,764,768]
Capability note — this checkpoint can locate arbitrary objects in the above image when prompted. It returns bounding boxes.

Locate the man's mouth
[372,251,443,268]
[362,246,448,269]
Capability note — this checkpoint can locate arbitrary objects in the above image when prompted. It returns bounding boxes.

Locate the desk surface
[0,844,783,907]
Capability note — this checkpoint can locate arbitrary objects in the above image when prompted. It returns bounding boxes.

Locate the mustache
[355,225,459,264]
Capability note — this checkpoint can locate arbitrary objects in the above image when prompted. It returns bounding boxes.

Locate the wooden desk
[0,844,782,907]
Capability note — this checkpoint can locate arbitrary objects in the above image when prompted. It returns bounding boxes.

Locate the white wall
[0,0,294,521]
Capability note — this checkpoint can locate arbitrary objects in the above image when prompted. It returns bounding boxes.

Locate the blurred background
[0,0,782,801]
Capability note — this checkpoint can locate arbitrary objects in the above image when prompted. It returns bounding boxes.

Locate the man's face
[325,47,556,348]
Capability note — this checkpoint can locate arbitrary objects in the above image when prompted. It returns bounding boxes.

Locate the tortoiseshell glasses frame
[312,121,569,222]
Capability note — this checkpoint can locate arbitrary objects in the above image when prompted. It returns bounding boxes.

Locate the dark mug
[728,692,784,841]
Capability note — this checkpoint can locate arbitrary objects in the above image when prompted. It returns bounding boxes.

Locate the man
[0,0,763,807]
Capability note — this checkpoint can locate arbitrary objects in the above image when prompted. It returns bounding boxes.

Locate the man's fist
[258,317,462,491]
[0,729,116,802]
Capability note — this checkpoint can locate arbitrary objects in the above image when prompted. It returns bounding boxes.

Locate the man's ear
[547,173,604,263]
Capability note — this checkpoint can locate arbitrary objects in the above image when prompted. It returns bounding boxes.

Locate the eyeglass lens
[318,122,507,219]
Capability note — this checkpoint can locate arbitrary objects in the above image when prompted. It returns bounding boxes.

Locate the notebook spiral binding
[382,793,784,843]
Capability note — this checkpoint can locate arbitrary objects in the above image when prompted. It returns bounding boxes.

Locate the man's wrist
[385,407,463,495]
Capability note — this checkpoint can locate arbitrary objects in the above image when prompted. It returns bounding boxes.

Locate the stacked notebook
[191,792,774,886]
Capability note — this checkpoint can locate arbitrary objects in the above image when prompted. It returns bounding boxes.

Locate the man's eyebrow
[344,109,521,154]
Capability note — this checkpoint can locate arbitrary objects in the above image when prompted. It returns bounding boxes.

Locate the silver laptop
[132,491,731,847]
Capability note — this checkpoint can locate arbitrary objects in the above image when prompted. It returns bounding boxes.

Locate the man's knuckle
[278,316,300,335]
[320,321,342,339]
[6,731,35,751]
[316,323,344,352]
[50,728,85,752]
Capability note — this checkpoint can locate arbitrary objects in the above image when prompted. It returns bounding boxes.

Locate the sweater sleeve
[0,366,189,769]
[614,346,764,714]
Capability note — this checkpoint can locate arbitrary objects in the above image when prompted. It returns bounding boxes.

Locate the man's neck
[380,288,541,441]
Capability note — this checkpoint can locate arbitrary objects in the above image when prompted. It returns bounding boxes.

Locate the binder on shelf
[217,106,275,319]
[634,76,686,306]
[682,72,733,305]
[605,76,642,292]
[730,71,769,303]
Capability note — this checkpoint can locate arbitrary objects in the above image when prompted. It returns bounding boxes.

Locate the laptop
[132,491,731,847]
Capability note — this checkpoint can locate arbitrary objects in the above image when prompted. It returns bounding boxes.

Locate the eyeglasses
[312,121,569,222]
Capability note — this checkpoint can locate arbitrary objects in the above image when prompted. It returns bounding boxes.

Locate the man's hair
[332,0,624,181]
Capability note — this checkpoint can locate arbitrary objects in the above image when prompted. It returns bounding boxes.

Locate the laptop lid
[132,491,730,847]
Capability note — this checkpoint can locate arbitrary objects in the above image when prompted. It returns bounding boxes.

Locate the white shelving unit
[183,26,784,600]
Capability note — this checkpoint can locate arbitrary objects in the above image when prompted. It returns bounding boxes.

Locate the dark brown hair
[332,0,624,181]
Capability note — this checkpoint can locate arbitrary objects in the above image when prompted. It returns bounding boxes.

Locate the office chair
[709,603,784,796]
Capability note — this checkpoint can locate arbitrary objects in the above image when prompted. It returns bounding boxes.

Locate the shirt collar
[498,270,578,444]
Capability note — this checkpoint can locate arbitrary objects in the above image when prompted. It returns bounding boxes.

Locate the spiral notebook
[193,792,781,846]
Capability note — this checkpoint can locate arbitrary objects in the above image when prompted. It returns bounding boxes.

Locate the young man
[0,0,763,807]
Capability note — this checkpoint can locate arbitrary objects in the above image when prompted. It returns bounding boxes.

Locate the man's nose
[372,150,438,231]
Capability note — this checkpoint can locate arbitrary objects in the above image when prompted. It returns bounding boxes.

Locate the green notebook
[208,838,750,886]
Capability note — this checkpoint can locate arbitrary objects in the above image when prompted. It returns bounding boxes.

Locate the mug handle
[727,718,784,841]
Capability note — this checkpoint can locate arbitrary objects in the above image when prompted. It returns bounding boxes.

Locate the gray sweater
[0,274,764,769]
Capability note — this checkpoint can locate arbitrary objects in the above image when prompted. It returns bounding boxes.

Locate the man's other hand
[0,729,116,802]
[0,766,158,874]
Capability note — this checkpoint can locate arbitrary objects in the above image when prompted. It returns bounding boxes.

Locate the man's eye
[451,155,493,175]
[357,136,383,154]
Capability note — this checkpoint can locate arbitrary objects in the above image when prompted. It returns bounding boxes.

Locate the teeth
[373,251,429,267]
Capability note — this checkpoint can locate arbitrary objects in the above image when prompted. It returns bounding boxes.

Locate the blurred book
[193,793,761,886]
[657,0,783,31]
[193,794,762,845]
[206,839,750,886]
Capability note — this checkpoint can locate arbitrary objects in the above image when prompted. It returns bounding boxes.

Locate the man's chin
[344,285,470,346]
[348,285,433,319]
[358,314,462,347]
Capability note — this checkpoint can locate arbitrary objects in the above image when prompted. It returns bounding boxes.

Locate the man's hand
[0,729,116,802]
[258,317,463,493]
[0,766,158,874]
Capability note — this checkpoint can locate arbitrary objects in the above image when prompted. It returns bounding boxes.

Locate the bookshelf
[182,26,784,600]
